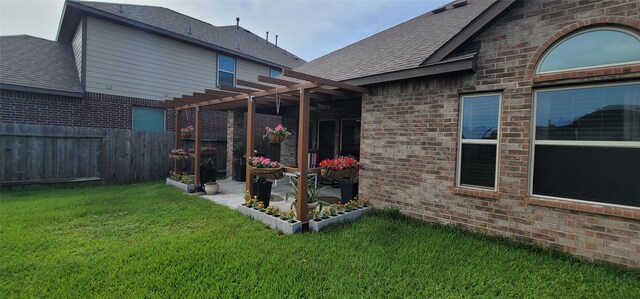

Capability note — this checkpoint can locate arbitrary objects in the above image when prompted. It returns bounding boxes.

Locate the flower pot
[200,169,218,189]
[204,183,219,195]
[256,180,273,207]
[268,134,285,144]
[340,182,358,204]
[233,162,246,182]
[181,133,193,139]
[321,168,357,180]
[248,165,284,180]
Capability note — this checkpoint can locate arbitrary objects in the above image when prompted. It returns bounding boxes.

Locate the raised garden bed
[309,206,372,232]
[237,203,371,234]
[165,177,197,193]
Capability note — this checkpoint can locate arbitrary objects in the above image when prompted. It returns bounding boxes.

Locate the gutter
[343,53,477,86]
[0,83,84,98]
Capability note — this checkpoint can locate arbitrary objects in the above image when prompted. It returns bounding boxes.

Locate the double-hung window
[457,94,501,190]
[218,54,236,87]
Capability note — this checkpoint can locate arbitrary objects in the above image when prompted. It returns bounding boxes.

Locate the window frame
[132,106,166,132]
[217,54,236,87]
[529,80,640,208]
[270,68,282,78]
[535,27,640,75]
[456,93,502,191]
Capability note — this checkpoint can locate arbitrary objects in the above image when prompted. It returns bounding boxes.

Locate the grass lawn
[1,183,638,297]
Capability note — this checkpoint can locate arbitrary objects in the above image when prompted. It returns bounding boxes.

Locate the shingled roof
[0,35,84,96]
[58,0,305,69]
[296,0,510,83]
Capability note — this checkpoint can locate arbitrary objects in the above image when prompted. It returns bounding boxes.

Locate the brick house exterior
[295,0,639,267]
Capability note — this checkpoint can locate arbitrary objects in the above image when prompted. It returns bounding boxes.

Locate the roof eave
[422,0,518,65]
[57,1,296,69]
[0,83,84,98]
[343,53,477,86]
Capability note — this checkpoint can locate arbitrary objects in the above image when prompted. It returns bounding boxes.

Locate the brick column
[226,110,246,178]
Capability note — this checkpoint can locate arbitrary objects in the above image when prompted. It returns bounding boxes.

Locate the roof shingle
[0,35,84,94]
[295,0,497,81]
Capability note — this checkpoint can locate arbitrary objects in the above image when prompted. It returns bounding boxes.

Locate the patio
[201,178,341,211]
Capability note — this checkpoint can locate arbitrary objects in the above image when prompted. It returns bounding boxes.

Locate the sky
[0,0,449,61]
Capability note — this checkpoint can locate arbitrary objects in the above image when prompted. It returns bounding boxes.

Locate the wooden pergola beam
[194,105,202,187]
[283,69,369,94]
[246,96,255,195]
[296,88,311,223]
[237,79,274,90]
[257,75,298,86]
[204,89,242,97]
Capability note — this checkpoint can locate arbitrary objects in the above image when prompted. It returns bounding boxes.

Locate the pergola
[161,69,368,222]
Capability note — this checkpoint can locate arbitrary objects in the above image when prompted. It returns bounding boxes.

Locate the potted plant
[169,148,189,160]
[232,145,246,182]
[200,146,217,156]
[181,125,194,139]
[200,158,218,190]
[319,156,363,203]
[263,124,292,144]
[204,180,219,195]
[285,176,328,213]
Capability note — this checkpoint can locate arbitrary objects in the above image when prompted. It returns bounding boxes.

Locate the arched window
[536,28,640,74]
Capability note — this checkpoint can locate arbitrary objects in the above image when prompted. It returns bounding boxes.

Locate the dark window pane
[460,144,496,188]
[538,29,640,73]
[462,95,500,139]
[533,145,640,207]
[536,84,640,141]
[218,71,234,86]
[133,107,164,132]
[218,55,235,72]
[270,69,282,77]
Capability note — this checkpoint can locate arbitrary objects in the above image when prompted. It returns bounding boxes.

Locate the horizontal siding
[236,58,270,82]
[71,22,82,81]
[85,17,216,100]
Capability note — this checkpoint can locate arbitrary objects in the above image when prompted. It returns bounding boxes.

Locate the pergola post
[296,88,310,222]
[173,109,182,173]
[194,105,201,187]
[246,96,255,195]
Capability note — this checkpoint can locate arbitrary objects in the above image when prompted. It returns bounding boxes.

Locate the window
[270,68,282,77]
[532,82,640,208]
[457,94,501,190]
[132,107,165,132]
[537,28,640,74]
[218,54,235,86]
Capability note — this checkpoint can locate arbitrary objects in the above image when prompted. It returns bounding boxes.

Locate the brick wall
[359,0,640,267]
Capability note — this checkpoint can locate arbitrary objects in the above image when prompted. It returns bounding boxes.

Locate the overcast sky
[0,0,449,61]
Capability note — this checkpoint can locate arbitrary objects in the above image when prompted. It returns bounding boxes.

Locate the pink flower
[275,124,283,131]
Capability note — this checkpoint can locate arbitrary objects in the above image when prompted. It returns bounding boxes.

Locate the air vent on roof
[453,0,468,8]
[266,31,269,44]
[432,6,446,14]
[188,26,192,35]
[275,35,278,47]
[236,17,240,30]
[118,4,123,13]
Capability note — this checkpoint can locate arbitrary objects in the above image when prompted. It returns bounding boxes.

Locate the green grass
[1,183,638,298]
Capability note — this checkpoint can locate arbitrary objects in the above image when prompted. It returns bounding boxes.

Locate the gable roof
[0,35,84,97]
[295,0,515,84]
[57,0,305,69]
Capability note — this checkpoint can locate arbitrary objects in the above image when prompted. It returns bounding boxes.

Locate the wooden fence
[0,123,227,185]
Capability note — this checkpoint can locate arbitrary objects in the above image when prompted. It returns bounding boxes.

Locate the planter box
[166,178,197,193]
[309,206,372,232]
[237,204,301,234]
[276,218,302,235]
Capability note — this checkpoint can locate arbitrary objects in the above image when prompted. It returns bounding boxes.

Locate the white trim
[530,81,640,205]
[456,93,502,191]
[131,106,166,132]
[530,193,640,211]
[535,27,640,75]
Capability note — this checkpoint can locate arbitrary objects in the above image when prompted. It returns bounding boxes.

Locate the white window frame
[217,54,236,87]
[132,106,166,132]
[529,81,640,209]
[535,27,640,75]
[456,93,502,191]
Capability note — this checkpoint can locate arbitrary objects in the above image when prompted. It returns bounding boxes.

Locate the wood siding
[85,17,217,100]
[71,21,83,80]
[236,58,270,82]
[84,17,275,100]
